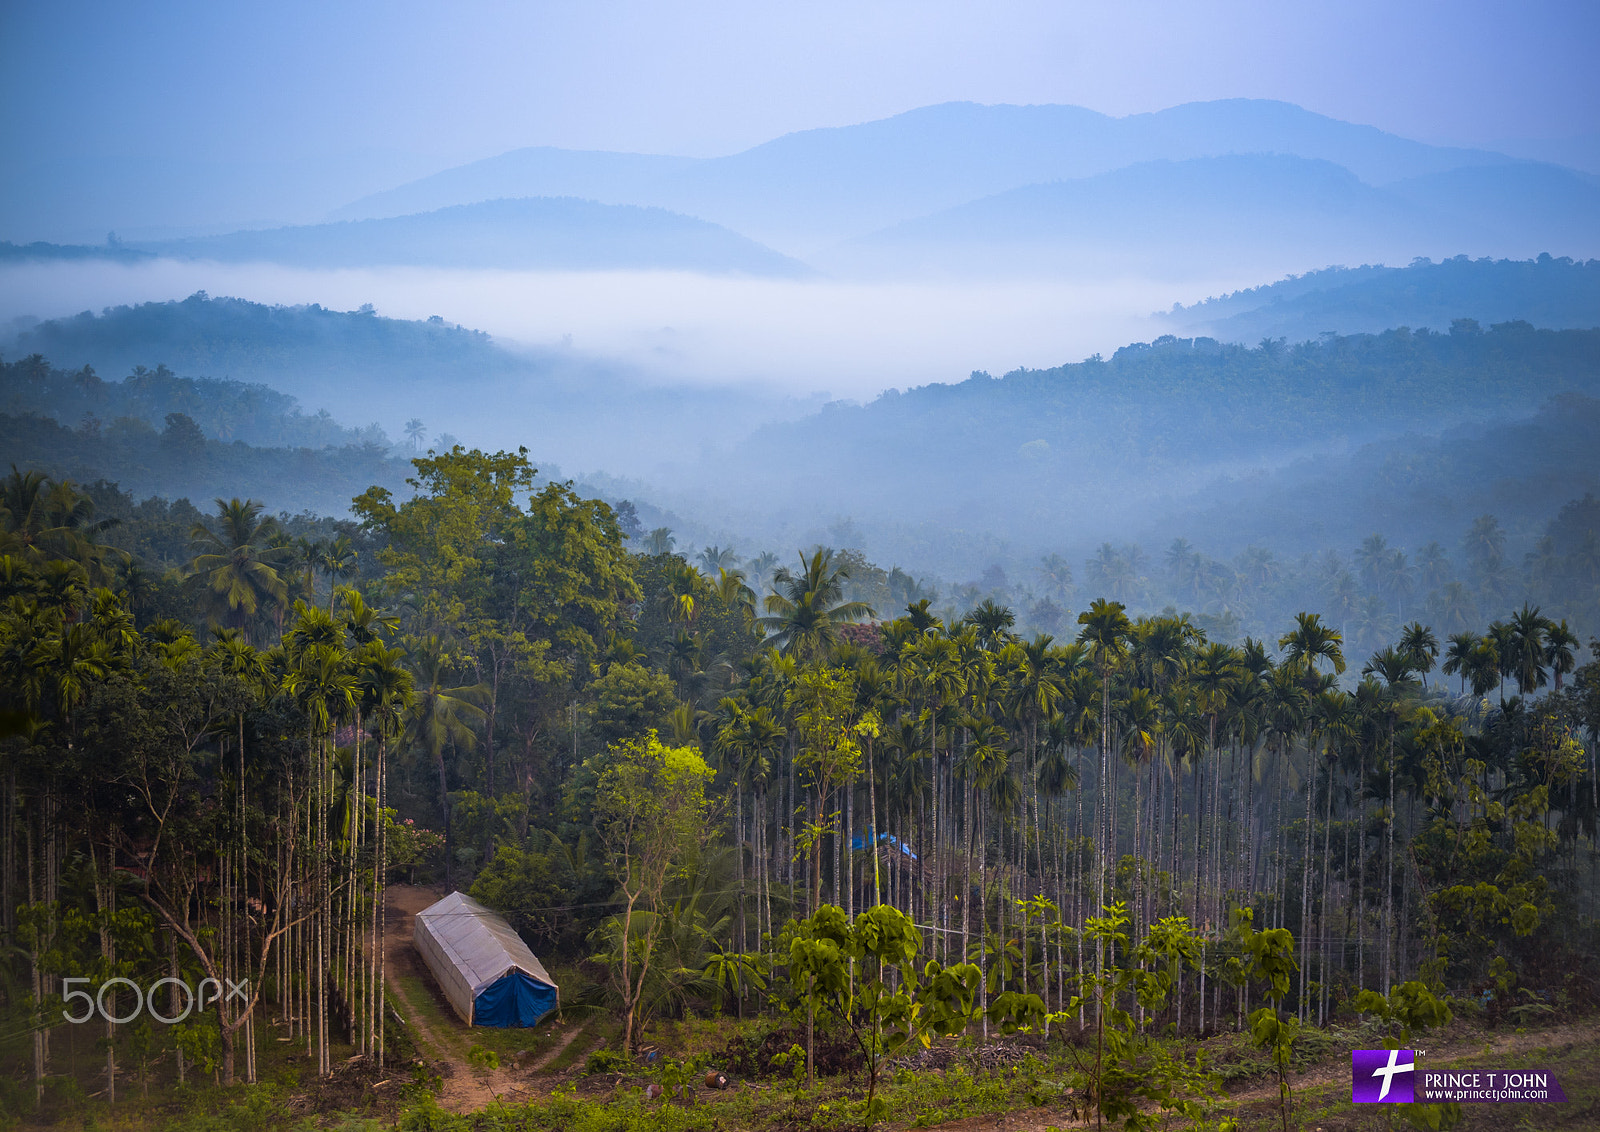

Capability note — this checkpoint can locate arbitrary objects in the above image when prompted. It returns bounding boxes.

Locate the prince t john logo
[1352,1049,1416,1102]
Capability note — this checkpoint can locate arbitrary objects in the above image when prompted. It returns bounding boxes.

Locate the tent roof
[414,891,556,996]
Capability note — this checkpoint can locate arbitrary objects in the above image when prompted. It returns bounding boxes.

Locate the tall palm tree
[963,599,1016,650]
[1037,553,1074,603]
[353,640,413,1063]
[318,535,360,611]
[1188,640,1243,914]
[1354,534,1390,591]
[1543,620,1580,691]
[1362,645,1414,995]
[187,499,289,643]
[697,546,740,573]
[1278,612,1347,681]
[280,616,358,1079]
[713,568,758,623]
[404,636,489,886]
[1506,604,1554,697]
[1463,514,1506,577]
[660,562,710,635]
[0,470,122,577]
[1076,598,1131,939]
[1440,631,1479,695]
[1398,623,1439,687]
[759,549,874,660]
[404,419,426,450]
[645,528,676,555]
[1465,637,1503,701]
[1416,542,1452,592]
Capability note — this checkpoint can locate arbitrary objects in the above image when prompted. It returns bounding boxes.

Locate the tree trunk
[1384,717,1395,996]
[868,744,881,907]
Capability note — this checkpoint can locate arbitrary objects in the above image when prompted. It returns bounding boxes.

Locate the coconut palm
[187,499,290,643]
[758,549,875,660]
[403,636,489,886]
[645,528,676,555]
[1463,514,1506,576]
[713,568,758,623]
[1354,534,1389,591]
[659,561,710,633]
[0,470,122,577]
[1464,637,1503,700]
[1037,553,1075,602]
[1416,542,1452,592]
[697,545,739,573]
[1427,581,1476,634]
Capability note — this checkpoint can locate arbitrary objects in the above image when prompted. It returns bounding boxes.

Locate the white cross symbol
[1371,1049,1414,1100]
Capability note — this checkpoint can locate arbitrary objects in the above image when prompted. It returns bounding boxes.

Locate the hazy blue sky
[5,0,1596,175]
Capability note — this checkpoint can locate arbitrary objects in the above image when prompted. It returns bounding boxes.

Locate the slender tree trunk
[736,782,746,963]
[868,744,881,907]
[1320,754,1335,1026]
[1384,718,1395,996]
[1299,736,1315,1022]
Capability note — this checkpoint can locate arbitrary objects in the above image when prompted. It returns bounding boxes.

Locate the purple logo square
[1352,1049,1415,1102]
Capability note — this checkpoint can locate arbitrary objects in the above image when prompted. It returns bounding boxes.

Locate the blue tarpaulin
[473,968,559,1028]
[849,829,918,860]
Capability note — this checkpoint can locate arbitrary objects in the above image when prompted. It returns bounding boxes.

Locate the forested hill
[0,406,412,518]
[3,291,528,395]
[1162,254,1600,343]
[718,322,1600,557]
[0,352,392,451]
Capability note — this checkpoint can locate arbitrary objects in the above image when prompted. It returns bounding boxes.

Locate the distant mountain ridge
[135,196,803,276]
[331,99,1514,252]
[11,98,1590,280]
[837,155,1600,276]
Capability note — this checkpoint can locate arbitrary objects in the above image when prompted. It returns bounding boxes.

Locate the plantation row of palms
[691,567,1593,1032]
[1,452,1596,1118]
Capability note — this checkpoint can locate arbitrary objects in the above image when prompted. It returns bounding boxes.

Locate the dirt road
[383,884,527,1112]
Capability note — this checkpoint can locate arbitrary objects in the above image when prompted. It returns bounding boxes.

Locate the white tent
[412,891,559,1027]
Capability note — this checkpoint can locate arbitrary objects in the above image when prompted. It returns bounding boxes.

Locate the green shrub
[584,1047,633,1075]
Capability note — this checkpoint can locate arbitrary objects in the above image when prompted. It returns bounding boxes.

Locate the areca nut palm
[1075,598,1131,931]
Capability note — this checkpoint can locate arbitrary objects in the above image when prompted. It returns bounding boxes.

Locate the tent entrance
[473,968,559,1028]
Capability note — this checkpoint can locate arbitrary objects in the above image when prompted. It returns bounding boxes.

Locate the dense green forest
[1,447,1595,1128]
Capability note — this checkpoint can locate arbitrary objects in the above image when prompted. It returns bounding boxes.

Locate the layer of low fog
[0,259,1243,404]
[6,254,1596,593]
